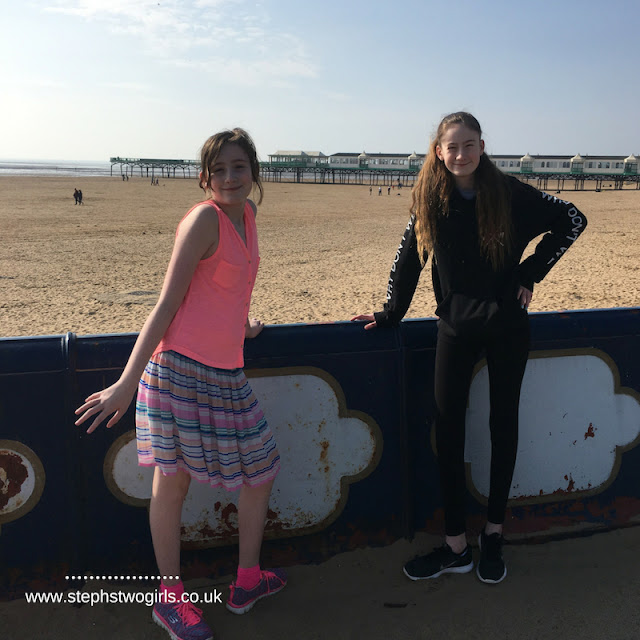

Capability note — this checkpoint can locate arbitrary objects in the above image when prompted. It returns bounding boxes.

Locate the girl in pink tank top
[75,129,284,640]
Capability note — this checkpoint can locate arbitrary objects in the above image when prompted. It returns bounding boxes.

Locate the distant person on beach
[378,186,382,195]
[370,186,372,195]
[75,128,285,640]
[77,189,83,205]
[73,188,79,205]
[353,111,587,584]
[388,186,391,195]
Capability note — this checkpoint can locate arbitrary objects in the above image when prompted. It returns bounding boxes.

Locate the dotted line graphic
[65,576,180,581]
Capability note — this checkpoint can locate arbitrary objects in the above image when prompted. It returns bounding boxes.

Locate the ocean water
[0,160,113,178]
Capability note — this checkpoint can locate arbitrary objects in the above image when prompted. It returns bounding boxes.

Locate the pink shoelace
[174,601,204,627]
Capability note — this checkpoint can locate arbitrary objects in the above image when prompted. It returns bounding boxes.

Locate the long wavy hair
[412,112,511,270]
[199,127,264,204]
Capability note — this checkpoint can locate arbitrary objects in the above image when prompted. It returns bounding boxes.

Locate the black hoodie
[373,175,587,330]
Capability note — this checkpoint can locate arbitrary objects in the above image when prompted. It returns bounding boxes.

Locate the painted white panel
[466,354,640,499]
[107,372,379,543]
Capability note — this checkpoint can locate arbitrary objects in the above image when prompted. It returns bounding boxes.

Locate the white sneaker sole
[403,561,474,581]
[152,609,213,640]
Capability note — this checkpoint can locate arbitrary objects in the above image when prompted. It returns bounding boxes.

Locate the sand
[2,176,640,638]
[1,176,639,338]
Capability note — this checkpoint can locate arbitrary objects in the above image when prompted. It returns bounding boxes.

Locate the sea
[0,160,115,178]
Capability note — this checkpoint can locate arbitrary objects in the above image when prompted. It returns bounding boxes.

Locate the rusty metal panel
[401,308,640,535]
[467,350,640,503]
[0,336,81,599]
[103,369,383,546]
[71,323,407,581]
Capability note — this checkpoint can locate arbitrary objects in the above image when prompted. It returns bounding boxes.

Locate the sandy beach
[1,176,639,338]
[2,175,640,639]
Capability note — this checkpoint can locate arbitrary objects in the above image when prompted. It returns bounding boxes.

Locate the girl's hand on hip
[351,313,377,330]
[517,286,533,310]
[245,317,264,339]
[75,381,136,434]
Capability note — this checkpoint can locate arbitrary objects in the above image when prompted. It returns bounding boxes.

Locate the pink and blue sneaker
[152,600,213,640]
[226,569,287,614]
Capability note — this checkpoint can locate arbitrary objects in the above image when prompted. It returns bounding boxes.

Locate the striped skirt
[135,350,280,490]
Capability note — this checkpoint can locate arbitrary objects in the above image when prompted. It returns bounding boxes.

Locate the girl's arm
[374,216,425,327]
[514,182,588,292]
[244,200,263,339]
[75,204,219,433]
[352,216,425,329]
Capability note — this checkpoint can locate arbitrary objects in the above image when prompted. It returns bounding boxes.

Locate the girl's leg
[434,326,482,547]
[402,329,479,582]
[149,468,214,638]
[149,467,191,584]
[226,477,287,614]
[485,320,530,528]
[237,478,274,568]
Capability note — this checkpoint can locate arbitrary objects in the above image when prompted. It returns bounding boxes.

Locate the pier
[109,157,640,190]
[109,157,199,179]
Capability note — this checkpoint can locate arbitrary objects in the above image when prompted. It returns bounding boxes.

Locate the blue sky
[2,0,639,162]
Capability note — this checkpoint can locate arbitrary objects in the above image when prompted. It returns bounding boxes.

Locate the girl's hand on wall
[517,286,533,310]
[245,317,264,339]
[74,382,136,434]
[351,313,377,330]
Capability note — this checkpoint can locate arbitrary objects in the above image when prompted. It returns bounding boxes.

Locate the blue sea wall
[1,309,639,596]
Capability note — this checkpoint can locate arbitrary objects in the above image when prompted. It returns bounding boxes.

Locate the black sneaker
[477,531,507,584]
[403,544,474,580]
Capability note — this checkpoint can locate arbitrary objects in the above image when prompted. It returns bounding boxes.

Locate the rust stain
[264,506,316,532]
[317,419,326,433]
[584,423,596,440]
[498,496,640,536]
[0,451,29,511]
[566,475,575,492]
[319,440,329,462]
[550,474,576,495]
[181,519,220,539]
[180,502,239,540]
[220,502,238,532]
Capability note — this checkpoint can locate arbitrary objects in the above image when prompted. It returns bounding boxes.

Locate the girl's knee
[244,478,274,495]
[152,468,191,501]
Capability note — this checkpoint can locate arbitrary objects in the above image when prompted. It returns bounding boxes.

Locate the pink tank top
[155,200,260,369]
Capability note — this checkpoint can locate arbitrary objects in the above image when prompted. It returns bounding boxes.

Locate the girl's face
[203,143,253,210]
[435,124,484,189]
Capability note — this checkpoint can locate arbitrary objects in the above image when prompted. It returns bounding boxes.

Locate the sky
[2,0,639,162]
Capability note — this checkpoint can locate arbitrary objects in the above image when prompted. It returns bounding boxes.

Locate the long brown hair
[199,127,264,204]
[412,112,511,270]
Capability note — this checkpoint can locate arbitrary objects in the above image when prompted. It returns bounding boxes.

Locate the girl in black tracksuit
[353,112,587,584]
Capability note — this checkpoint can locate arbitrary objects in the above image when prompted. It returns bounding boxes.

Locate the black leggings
[434,310,530,536]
